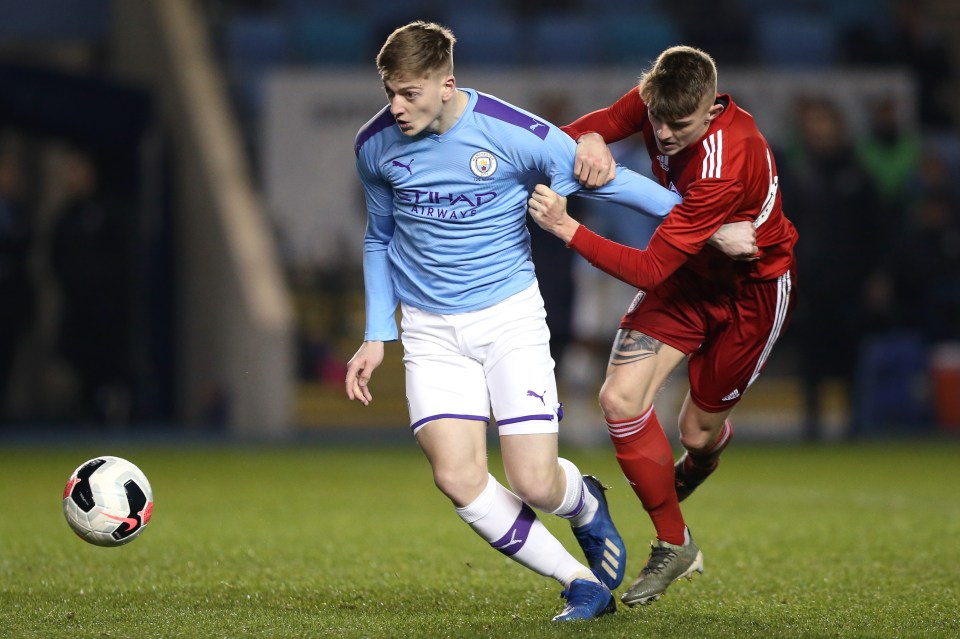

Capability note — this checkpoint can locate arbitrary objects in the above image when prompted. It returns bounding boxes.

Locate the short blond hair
[376,21,456,82]
[639,46,717,121]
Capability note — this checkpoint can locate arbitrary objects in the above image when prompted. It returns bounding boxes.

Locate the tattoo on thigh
[610,330,663,366]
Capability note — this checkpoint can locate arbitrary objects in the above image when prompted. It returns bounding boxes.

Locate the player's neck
[436,90,468,134]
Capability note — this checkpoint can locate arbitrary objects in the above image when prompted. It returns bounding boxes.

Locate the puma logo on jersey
[391,158,414,175]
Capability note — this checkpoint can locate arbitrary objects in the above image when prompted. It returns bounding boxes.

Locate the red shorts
[620,266,797,413]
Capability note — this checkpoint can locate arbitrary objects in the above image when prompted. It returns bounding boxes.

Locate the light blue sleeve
[576,165,681,219]
[533,125,583,196]
[529,126,680,219]
[356,155,400,341]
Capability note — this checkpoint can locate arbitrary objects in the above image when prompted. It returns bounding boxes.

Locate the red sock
[607,408,685,545]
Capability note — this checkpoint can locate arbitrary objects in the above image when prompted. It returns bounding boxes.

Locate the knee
[598,383,650,422]
[679,430,713,454]
[432,464,489,507]
[679,418,724,453]
[508,467,559,511]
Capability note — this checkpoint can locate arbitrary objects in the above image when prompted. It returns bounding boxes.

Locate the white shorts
[400,282,561,437]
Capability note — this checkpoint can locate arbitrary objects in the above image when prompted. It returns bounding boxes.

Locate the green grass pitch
[1,440,958,638]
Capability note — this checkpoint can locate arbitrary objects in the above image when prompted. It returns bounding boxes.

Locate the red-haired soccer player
[527,45,798,606]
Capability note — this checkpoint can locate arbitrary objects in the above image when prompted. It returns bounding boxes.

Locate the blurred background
[0,0,957,444]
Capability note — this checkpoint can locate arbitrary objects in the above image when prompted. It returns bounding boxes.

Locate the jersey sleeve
[576,166,680,219]
[655,178,746,254]
[532,123,679,218]
[526,124,583,197]
[561,88,645,143]
[356,153,400,341]
[568,224,690,289]
[568,177,746,289]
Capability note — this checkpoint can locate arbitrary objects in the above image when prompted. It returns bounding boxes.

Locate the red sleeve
[561,88,645,143]
[656,178,746,253]
[567,178,747,289]
[568,224,689,290]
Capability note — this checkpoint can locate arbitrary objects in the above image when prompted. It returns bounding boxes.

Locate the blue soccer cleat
[552,579,617,622]
[572,475,627,590]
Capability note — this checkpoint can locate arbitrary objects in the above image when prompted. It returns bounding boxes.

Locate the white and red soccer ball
[63,456,154,547]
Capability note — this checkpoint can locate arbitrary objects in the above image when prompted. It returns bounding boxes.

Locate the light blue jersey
[354,89,681,341]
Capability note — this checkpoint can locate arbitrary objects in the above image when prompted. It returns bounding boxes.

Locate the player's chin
[657,142,682,156]
[396,122,420,136]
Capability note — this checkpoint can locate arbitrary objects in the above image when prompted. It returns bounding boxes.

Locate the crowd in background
[0,0,958,434]
[0,144,137,427]
[780,94,959,437]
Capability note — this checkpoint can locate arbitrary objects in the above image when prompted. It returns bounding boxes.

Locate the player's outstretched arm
[573,133,616,188]
[529,183,681,290]
[572,135,756,259]
[528,184,581,242]
[345,340,385,406]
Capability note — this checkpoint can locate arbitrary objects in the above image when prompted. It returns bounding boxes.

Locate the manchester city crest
[470,150,498,178]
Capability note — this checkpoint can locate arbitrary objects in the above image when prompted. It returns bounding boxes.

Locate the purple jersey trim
[490,503,536,556]
[497,414,555,426]
[355,108,396,156]
[474,94,549,140]
[410,413,490,431]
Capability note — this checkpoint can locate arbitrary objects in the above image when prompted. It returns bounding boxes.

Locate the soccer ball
[62,456,154,547]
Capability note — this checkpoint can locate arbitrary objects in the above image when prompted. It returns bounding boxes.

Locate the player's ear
[441,74,456,101]
[706,102,724,123]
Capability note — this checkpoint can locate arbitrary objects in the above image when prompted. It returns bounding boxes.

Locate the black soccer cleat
[674,453,716,502]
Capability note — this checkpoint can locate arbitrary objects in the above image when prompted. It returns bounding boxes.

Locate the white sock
[456,474,595,586]
[551,458,599,529]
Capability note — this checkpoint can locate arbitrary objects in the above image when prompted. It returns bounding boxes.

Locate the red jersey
[562,90,798,290]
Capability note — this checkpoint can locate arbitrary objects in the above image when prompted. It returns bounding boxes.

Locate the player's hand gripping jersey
[562,89,798,290]
[355,89,682,341]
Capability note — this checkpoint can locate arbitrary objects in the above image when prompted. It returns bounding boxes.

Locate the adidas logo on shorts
[721,389,741,402]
